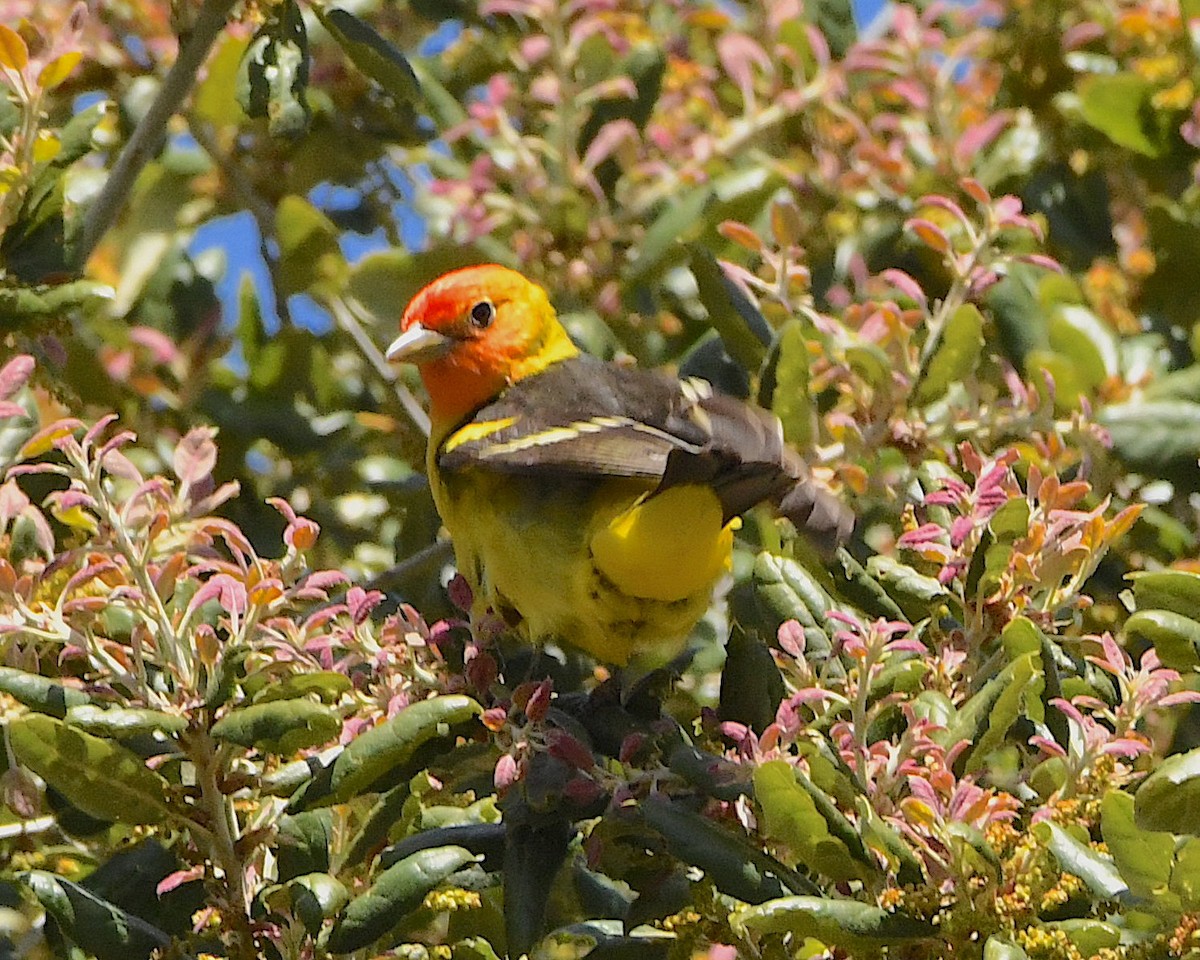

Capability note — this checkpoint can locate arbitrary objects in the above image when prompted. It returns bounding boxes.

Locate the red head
[388,265,578,428]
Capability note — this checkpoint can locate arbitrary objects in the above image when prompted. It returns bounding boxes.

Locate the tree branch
[73,0,239,270]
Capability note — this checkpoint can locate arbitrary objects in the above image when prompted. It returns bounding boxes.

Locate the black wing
[437,355,852,543]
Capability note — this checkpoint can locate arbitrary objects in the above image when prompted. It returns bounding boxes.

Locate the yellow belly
[432,468,734,666]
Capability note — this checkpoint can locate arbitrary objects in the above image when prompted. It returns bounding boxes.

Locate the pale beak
[386,322,455,363]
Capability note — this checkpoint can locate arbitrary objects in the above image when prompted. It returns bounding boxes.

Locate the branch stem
[73,0,238,269]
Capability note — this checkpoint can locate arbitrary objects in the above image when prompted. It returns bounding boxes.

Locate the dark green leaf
[277,810,334,880]
[327,846,476,953]
[864,555,949,623]
[236,2,310,137]
[1123,609,1200,671]
[1039,821,1129,902]
[211,699,342,755]
[914,304,984,404]
[769,321,815,447]
[733,894,934,944]
[688,244,771,371]
[315,7,420,102]
[623,187,712,284]
[639,793,817,902]
[8,714,170,824]
[1102,401,1200,471]
[0,667,90,718]
[754,760,876,882]
[330,695,482,801]
[252,671,353,704]
[1101,790,1178,907]
[984,936,1030,960]
[23,871,169,960]
[1079,73,1168,157]
[720,625,784,734]
[1135,748,1200,836]
[274,195,346,298]
[65,705,187,739]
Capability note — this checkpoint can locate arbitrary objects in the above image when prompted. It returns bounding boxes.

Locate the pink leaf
[879,268,927,307]
[0,479,30,525]
[954,112,1011,166]
[581,118,638,171]
[347,585,384,625]
[897,523,947,548]
[716,33,771,99]
[173,426,218,492]
[157,865,205,896]
[0,354,34,400]
[130,326,179,364]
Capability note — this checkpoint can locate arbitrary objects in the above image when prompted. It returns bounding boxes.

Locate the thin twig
[327,294,431,436]
[73,0,239,270]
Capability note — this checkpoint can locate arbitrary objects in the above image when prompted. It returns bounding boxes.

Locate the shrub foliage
[4,1,1200,958]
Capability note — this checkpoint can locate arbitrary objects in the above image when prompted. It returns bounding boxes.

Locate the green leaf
[753,551,834,629]
[1169,836,1200,903]
[844,343,893,390]
[914,304,984,404]
[639,793,816,903]
[330,695,482,801]
[315,7,420,102]
[1048,304,1117,393]
[211,700,342,755]
[807,0,856,58]
[1079,73,1167,158]
[1101,402,1200,471]
[326,846,476,954]
[688,244,771,371]
[1041,920,1121,956]
[832,550,906,622]
[622,186,712,283]
[985,266,1048,369]
[754,761,875,882]
[1039,821,1129,901]
[277,810,334,881]
[503,795,573,955]
[1131,569,1200,619]
[720,626,784,734]
[22,871,170,960]
[769,321,815,447]
[8,714,170,824]
[1101,790,1178,907]
[1135,748,1200,836]
[983,936,1030,960]
[252,671,353,704]
[194,34,250,126]
[65,705,187,739]
[1123,609,1200,671]
[864,555,949,623]
[344,782,412,868]
[951,652,1041,774]
[732,895,934,945]
[274,195,347,298]
[0,667,90,718]
[272,873,350,936]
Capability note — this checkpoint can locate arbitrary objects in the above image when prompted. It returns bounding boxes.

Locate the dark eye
[469,300,495,328]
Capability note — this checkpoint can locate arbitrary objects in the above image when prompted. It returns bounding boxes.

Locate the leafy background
[4,0,1200,958]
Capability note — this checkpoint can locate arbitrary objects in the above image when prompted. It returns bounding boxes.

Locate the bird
[386,265,851,667]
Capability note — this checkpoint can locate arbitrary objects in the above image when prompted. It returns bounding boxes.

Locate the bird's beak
[386,323,455,363]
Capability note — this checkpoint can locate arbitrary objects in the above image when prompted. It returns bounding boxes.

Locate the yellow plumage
[387,265,849,666]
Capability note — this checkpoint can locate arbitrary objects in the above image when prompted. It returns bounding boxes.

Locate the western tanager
[387,265,850,665]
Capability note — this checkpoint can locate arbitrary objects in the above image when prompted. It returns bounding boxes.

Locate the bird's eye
[469,300,495,328]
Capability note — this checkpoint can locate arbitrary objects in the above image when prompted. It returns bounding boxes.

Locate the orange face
[388,265,573,426]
